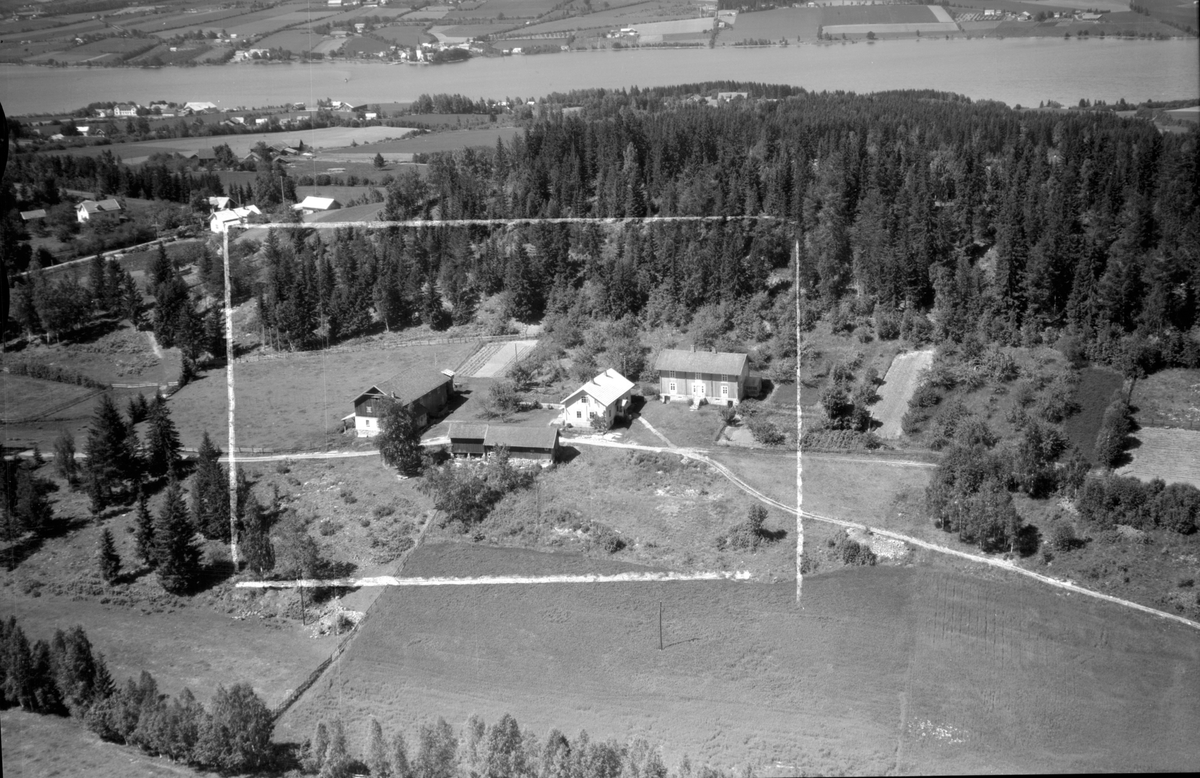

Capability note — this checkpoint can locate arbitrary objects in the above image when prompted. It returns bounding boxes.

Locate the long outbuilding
[448,422,560,462]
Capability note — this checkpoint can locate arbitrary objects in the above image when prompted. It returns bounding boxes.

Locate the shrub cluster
[1094,395,1134,469]
[832,532,878,566]
[5,360,109,390]
[420,448,535,528]
[716,505,777,553]
[1077,475,1199,535]
[0,618,274,773]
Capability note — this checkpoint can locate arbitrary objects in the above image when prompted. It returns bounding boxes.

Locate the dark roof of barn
[448,422,489,440]
[483,425,559,450]
[352,369,450,406]
[654,349,747,375]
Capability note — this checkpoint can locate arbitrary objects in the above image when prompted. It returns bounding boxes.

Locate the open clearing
[166,342,475,451]
[872,348,933,438]
[280,541,1200,774]
[1118,426,1200,489]
[335,127,520,155]
[1064,366,1123,460]
[1132,367,1200,430]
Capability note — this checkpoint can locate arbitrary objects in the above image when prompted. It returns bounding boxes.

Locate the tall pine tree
[145,395,182,479]
[156,479,201,595]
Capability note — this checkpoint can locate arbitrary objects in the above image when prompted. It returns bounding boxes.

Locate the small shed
[448,421,488,457]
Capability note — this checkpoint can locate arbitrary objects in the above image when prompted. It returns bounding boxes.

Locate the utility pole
[658,601,663,650]
[223,228,240,567]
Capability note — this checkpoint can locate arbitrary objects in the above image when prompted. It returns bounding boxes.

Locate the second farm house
[561,368,635,430]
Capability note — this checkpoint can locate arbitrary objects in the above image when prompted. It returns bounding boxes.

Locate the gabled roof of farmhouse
[448,422,489,440]
[295,195,340,211]
[484,425,559,450]
[20,209,46,220]
[211,205,260,224]
[561,368,634,407]
[77,199,122,214]
[352,369,450,407]
[654,348,747,376]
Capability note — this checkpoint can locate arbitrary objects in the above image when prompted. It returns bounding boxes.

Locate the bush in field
[834,533,877,566]
[1050,522,1080,552]
[419,447,533,528]
[747,416,786,446]
[1094,396,1134,470]
[717,504,777,552]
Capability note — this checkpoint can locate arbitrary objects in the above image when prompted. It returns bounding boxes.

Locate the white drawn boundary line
[245,216,781,230]
[236,571,752,589]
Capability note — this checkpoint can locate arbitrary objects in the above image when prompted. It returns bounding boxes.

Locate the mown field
[280,540,1200,774]
[0,373,98,423]
[1132,367,1200,429]
[1119,426,1200,489]
[165,342,475,451]
[335,126,520,154]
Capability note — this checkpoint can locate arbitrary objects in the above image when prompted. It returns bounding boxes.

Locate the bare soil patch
[872,349,934,438]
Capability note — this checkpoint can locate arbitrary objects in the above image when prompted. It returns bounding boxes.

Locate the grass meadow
[165,342,475,451]
[1132,367,1200,430]
[1063,366,1123,459]
[0,374,97,422]
[280,540,1200,774]
[722,7,823,42]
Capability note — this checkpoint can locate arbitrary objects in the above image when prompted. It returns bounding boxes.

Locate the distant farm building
[20,209,46,221]
[184,101,218,113]
[75,198,123,223]
[655,348,750,406]
[294,195,342,215]
[113,104,138,117]
[448,422,560,462]
[561,368,634,429]
[348,369,454,437]
[209,205,262,234]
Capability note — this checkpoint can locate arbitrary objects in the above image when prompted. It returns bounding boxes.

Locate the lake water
[1,38,1197,115]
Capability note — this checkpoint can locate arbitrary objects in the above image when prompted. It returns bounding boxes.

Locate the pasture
[333,126,520,154]
[1132,0,1199,28]
[721,7,823,42]
[872,348,933,438]
[821,4,939,25]
[255,29,323,52]
[164,342,475,451]
[1119,427,1200,489]
[0,373,98,423]
[341,36,391,56]
[1132,367,1200,430]
[48,126,419,161]
[280,540,1200,773]
[373,25,435,46]
[518,1,697,36]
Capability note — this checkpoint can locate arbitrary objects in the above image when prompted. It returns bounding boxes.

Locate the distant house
[207,196,232,211]
[561,368,635,430]
[76,198,123,223]
[114,104,138,117]
[208,205,262,234]
[449,422,560,462]
[94,107,113,118]
[20,209,47,222]
[184,101,218,113]
[717,91,748,102]
[348,369,454,437]
[293,195,342,215]
[654,347,749,406]
[195,147,219,164]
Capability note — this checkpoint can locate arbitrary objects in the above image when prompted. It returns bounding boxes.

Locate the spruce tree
[53,428,77,486]
[145,396,182,479]
[320,718,353,778]
[134,486,156,568]
[191,431,230,541]
[83,394,135,508]
[97,527,121,585]
[240,492,274,577]
[392,731,413,778]
[156,479,201,595]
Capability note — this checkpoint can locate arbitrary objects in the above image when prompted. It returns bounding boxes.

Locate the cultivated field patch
[280,542,1200,774]
[1118,426,1200,489]
[722,7,823,41]
[872,348,933,438]
[373,25,435,46]
[1062,366,1123,459]
[333,126,520,154]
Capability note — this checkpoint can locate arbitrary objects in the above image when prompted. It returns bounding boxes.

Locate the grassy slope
[1,709,218,778]
[281,541,1200,775]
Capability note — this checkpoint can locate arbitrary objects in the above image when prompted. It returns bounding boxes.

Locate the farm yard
[1118,427,1200,489]
[280,541,1200,774]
